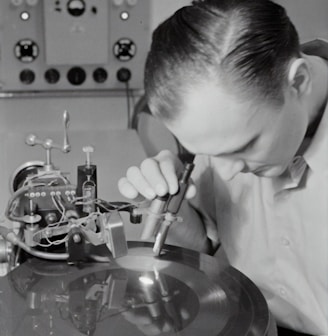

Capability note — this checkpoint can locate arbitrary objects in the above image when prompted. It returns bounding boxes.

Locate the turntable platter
[0,242,275,336]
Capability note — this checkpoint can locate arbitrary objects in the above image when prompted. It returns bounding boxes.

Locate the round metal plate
[0,242,273,335]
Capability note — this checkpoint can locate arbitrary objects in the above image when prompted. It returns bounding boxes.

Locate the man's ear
[287,58,312,97]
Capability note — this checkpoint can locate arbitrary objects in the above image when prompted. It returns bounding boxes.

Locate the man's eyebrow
[226,135,259,155]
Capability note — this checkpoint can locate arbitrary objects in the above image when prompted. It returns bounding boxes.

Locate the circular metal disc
[0,242,273,335]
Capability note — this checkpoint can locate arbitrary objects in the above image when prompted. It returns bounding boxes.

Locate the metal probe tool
[152,159,195,256]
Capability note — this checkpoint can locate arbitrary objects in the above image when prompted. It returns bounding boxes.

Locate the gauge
[67,0,86,17]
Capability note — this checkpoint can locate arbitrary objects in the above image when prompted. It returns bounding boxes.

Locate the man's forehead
[180,83,260,130]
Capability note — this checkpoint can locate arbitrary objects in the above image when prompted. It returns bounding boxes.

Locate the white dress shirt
[189,40,328,335]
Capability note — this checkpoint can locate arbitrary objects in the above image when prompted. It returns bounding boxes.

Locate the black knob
[93,67,108,83]
[44,68,60,84]
[117,68,131,82]
[67,67,86,86]
[19,69,35,84]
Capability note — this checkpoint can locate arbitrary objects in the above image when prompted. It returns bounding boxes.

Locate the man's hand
[118,150,196,200]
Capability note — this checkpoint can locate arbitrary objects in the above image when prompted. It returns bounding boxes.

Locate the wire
[125,81,133,129]
[16,240,69,260]
[51,195,66,222]
[95,202,112,213]
[5,185,38,221]
[22,170,69,186]
[1,230,69,260]
[33,220,68,247]
[45,234,68,246]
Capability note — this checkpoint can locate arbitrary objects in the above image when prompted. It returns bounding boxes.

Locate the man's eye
[233,136,258,154]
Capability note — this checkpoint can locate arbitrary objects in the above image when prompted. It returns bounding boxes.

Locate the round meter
[67,0,86,17]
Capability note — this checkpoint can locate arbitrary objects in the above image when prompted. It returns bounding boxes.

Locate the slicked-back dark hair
[144,0,300,121]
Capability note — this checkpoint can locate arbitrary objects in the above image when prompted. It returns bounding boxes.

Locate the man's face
[166,82,309,180]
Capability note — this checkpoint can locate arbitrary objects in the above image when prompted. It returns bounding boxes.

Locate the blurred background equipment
[0,0,151,92]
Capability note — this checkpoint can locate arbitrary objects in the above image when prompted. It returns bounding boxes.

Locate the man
[118,0,328,334]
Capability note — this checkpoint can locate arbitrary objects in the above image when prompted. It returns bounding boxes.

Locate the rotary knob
[67,67,86,86]
[117,67,131,82]
[93,68,108,83]
[83,146,94,167]
[19,69,35,84]
[45,68,60,84]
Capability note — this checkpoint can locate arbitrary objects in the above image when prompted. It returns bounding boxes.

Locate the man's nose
[216,158,245,181]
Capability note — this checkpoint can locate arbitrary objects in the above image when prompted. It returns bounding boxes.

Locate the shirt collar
[302,39,328,173]
[272,39,328,193]
[272,156,308,194]
[303,99,328,173]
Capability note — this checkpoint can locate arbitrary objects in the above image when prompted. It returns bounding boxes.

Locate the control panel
[0,0,151,92]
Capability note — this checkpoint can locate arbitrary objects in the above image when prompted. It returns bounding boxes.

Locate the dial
[14,39,39,63]
[67,0,86,17]
[113,38,137,61]
[11,0,24,7]
[44,68,60,84]
[26,0,39,6]
[19,69,35,84]
[93,68,108,83]
[67,67,86,86]
[116,67,131,82]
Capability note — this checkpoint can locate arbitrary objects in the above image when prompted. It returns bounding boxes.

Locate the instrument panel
[0,0,151,92]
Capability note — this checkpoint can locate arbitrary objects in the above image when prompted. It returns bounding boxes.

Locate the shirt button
[279,287,287,296]
[280,237,290,247]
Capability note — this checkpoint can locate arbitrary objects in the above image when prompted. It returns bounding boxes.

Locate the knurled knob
[25,134,37,145]
[83,146,94,166]
[83,146,94,154]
